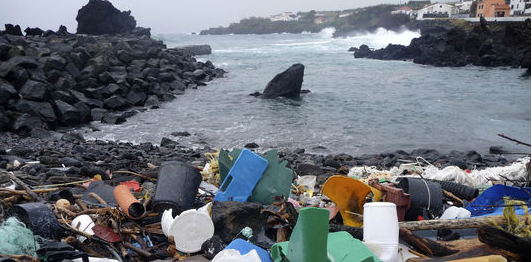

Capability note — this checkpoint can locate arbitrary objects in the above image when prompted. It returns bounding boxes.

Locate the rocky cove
[0,1,530,261]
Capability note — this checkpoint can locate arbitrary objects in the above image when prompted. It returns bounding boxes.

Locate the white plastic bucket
[161,206,215,253]
[363,202,399,262]
[71,214,95,243]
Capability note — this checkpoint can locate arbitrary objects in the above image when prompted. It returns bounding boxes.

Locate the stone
[261,63,304,99]
[19,80,51,101]
[8,56,39,69]
[101,113,126,124]
[76,0,136,35]
[104,95,128,110]
[211,201,268,244]
[160,137,178,148]
[296,163,324,176]
[0,79,17,104]
[143,95,159,108]
[125,90,146,106]
[11,113,43,134]
[42,55,67,72]
[4,24,23,36]
[14,100,57,122]
[54,100,82,125]
[176,45,212,55]
[0,110,10,131]
[24,27,44,36]
[90,108,107,121]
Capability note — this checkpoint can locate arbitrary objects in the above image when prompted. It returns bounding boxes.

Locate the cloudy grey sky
[0,0,411,34]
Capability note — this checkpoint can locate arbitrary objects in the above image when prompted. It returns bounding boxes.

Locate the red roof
[401,6,412,10]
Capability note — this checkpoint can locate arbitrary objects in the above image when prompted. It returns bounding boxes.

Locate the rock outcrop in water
[76,0,137,35]
[351,20,531,71]
[260,63,305,99]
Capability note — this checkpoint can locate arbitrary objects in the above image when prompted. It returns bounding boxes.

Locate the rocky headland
[350,19,531,72]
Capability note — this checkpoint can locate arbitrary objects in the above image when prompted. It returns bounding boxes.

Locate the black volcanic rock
[353,20,531,70]
[76,0,136,35]
[3,24,23,36]
[24,27,44,36]
[261,63,304,99]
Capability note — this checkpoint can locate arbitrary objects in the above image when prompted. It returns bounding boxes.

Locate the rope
[421,179,431,210]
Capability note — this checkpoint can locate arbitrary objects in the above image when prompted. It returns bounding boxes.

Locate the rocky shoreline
[350,19,531,72]
[0,130,522,189]
[0,28,225,136]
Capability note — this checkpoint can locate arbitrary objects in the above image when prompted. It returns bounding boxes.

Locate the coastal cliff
[351,19,531,71]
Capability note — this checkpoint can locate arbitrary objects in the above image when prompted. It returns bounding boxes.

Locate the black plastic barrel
[428,179,479,201]
[8,202,63,240]
[152,161,202,216]
[397,177,443,212]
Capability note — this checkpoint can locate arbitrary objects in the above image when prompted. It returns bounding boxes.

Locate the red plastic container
[368,179,411,221]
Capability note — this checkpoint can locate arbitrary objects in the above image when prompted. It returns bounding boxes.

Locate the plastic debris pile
[0,148,530,262]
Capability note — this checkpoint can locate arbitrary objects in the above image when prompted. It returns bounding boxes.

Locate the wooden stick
[88,192,107,205]
[112,170,157,182]
[56,206,77,217]
[443,189,463,207]
[498,134,531,147]
[399,228,458,257]
[76,199,88,211]
[399,215,526,231]
[123,242,154,259]
[6,171,43,201]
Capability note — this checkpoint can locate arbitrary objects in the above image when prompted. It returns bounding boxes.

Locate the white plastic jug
[363,202,399,262]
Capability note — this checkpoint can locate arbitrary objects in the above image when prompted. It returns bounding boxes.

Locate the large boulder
[76,0,136,35]
[3,24,23,36]
[261,63,304,99]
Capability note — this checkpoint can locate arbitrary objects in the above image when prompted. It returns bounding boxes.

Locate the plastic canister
[152,161,202,215]
[167,208,215,253]
[71,215,95,242]
[363,202,399,262]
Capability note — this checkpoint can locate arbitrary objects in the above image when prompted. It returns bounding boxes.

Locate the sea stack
[76,0,136,35]
[261,63,304,99]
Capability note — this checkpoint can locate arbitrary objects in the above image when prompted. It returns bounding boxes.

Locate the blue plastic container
[466,184,531,217]
[213,149,268,202]
[225,238,273,262]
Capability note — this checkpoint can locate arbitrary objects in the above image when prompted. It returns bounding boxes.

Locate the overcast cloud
[0,0,413,34]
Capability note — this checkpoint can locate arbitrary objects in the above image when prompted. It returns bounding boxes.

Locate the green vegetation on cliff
[199,4,412,35]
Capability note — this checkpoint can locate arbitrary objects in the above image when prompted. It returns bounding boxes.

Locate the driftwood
[477,225,531,259]
[406,238,522,262]
[6,171,43,201]
[399,228,458,257]
[497,133,531,147]
[399,215,525,231]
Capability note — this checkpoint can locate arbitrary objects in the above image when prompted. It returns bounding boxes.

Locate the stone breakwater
[0,29,225,136]
[351,20,531,71]
[0,131,517,188]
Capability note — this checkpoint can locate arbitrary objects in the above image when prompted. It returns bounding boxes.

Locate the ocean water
[80,28,531,156]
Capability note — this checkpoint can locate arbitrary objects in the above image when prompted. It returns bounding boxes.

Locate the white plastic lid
[169,209,215,253]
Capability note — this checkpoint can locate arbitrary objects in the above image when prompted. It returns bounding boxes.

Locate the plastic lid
[169,209,215,253]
